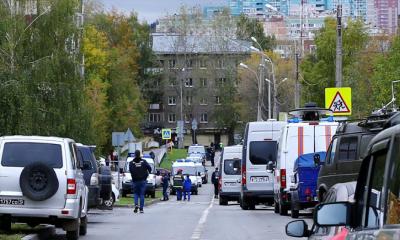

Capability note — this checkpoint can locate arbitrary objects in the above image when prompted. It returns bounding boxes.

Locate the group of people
[127,146,222,213]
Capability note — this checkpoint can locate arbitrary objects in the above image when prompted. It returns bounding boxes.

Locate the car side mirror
[314,154,321,166]
[285,220,310,238]
[267,161,275,172]
[315,202,351,227]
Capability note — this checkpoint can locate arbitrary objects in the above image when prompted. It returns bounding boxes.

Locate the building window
[199,59,207,68]
[217,59,225,68]
[185,113,193,123]
[215,96,221,105]
[169,77,177,86]
[168,96,176,105]
[168,59,176,68]
[184,78,193,87]
[200,113,208,123]
[200,98,207,105]
[185,59,193,68]
[186,96,193,106]
[215,78,227,86]
[149,113,161,123]
[200,78,207,87]
[168,113,176,123]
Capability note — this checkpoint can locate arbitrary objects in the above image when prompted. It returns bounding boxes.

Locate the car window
[1,142,63,168]
[359,135,374,159]
[338,136,358,161]
[249,141,277,165]
[224,159,241,175]
[365,150,387,228]
[385,135,400,225]
[326,138,338,165]
[69,142,77,169]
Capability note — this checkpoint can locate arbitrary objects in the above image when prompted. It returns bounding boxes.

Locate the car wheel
[219,197,228,205]
[249,203,256,210]
[279,203,288,216]
[0,216,11,232]
[103,193,115,209]
[79,216,87,236]
[274,201,280,214]
[240,198,249,210]
[291,208,299,219]
[19,162,59,201]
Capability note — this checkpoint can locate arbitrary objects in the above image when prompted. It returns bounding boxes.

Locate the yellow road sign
[162,128,172,140]
[325,87,352,116]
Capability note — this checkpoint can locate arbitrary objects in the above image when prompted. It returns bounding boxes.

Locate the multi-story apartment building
[144,33,250,146]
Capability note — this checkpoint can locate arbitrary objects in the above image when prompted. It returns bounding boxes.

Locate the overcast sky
[99,0,227,23]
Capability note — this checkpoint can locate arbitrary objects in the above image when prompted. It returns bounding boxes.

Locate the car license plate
[0,198,24,206]
[224,182,236,186]
[250,176,269,183]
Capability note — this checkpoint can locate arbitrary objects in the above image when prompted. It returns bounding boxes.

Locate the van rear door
[222,158,241,193]
[315,124,337,152]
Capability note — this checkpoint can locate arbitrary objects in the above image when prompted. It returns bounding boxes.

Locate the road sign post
[325,87,352,116]
[191,119,198,144]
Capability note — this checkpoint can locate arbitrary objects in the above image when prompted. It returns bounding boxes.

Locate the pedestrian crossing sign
[162,128,172,140]
[325,87,352,116]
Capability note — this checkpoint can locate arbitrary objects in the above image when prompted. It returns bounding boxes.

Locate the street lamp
[239,62,263,121]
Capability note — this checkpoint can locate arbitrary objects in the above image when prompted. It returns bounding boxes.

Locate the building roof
[152,34,252,55]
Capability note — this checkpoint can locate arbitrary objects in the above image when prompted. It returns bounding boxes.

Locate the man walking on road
[211,167,220,199]
[161,173,170,201]
[173,169,184,201]
[129,150,152,213]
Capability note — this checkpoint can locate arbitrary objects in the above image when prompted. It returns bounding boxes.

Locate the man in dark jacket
[211,167,220,199]
[161,173,170,201]
[173,169,184,201]
[129,150,152,213]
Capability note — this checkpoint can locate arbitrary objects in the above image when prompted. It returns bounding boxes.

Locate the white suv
[0,136,88,240]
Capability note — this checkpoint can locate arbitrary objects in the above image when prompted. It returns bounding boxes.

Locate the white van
[170,161,199,195]
[219,145,242,205]
[274,105,338,216]
[240,120,287,210]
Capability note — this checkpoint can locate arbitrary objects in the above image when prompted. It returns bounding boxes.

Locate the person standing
[161,173,170,201]
[211,167,220,199]
[129,150,152,213]
[210,142,215,167]
[183,175,192,201]
[173,169,184,201]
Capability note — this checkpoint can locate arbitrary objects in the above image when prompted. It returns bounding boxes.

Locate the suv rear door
[0,140,67,209]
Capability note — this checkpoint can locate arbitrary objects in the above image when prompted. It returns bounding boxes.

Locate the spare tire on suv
[19,162,59,201]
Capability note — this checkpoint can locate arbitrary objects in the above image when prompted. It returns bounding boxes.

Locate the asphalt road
[49,153,312,240]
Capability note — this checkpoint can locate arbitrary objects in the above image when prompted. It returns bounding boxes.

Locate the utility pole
[295,53,300,108]
[260,54,266,120]
[335,4,343,87]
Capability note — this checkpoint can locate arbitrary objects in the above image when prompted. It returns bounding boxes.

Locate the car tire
[279,203,288,216]
[102,193,115,209]
[291,208,299,219]
[19,162,59,201]
[0,216,11,232]
[240,198,249,210]
[219,197,228,205]
[274,201,280,214]
[79,216,87,236]
[249,203,256,210]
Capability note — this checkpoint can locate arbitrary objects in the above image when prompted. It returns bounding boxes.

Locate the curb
[114,198,161,208]
[22,225,55,240]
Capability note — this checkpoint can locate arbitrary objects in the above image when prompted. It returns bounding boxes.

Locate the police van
[274,104,338,216]
[240,120,287,210]
[170,160,199,195]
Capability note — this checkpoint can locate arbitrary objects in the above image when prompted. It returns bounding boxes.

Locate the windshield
[224,159,241,175]
[124,158,155,173]
[188,146,205,154]
[172,166,197,175]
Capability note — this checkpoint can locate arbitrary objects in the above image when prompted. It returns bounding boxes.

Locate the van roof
[0,135,72,143]
[172,162,195,167]
[223,145,243,153]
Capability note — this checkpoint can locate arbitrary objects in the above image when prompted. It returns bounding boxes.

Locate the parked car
[317,112,400,201]
[290,152,326,218]
[304,181,356,240]
[122,155,156,198]
[0,136,88,240]
[219,145,242,205]
[275,104,338,216]
[188,145,206,163]
[76,144,112,210]
[286,120,400,239]
[187,153,204,165]
[241,120,287,210]
[170,160,198,195]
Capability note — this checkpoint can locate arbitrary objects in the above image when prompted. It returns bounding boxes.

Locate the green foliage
[236,14,276,50]
[160,149,188,170]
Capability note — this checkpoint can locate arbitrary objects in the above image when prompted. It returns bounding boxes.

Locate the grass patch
[159,149,187,170]
[116,190,163,206]
[0,224,46,240]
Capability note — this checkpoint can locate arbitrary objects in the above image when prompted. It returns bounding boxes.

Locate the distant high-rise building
[229,0,269,19]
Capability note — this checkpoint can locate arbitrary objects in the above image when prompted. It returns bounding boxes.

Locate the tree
[236,14,276,51]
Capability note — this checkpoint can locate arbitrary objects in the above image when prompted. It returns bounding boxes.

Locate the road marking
[191,197,214,240]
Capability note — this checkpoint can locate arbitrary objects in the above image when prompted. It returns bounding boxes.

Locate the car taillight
[218,177,222,190]
[90,173,99,186]
[67,179,77,195]
[280,169,286,189]
[242,163,246,185]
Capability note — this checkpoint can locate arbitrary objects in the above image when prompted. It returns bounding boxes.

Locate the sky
[99,0,227,23]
